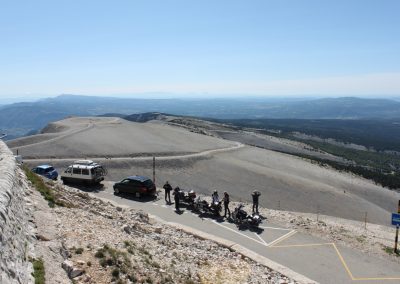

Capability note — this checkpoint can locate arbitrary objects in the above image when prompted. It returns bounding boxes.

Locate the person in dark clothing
[223,191,230,218]
[173,186,180,212]
[252,190,261,214]
[163,181,172,204]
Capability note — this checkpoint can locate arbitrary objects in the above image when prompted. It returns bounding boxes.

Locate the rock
[154,226,162,234]
[62,260,74,273]
[116,207,123,212]
[62,260,84,279]
[70,267,85,279]
[122,225,131,234]
[138,212,149,223]
[36,233,50,241]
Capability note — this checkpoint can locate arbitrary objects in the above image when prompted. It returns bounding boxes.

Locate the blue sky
[1,0,400,100]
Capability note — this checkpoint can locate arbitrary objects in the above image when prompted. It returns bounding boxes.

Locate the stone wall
[0,141,33,284]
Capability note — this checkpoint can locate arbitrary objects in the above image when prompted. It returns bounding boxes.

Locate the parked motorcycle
[232,204,262,228]
[176,189,197,207]
[209,201,222,216]
[193,197,222,216]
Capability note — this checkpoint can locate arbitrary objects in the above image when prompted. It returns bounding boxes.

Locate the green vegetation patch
[23,165,71,207]
[95,245,132,277]
[382,245,400,256]
[31,258,45,284]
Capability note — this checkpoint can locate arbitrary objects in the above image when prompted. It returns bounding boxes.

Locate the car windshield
[143,179,154,188]
[44,167,54,173]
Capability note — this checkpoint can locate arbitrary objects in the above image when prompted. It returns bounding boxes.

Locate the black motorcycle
[209,200,222,216]
[193,198,222,216]
[176,189,197,207]
[232,204,262,228]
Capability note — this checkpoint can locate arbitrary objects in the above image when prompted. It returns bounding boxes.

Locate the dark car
[113,176,156,197]
[31,165,58,180]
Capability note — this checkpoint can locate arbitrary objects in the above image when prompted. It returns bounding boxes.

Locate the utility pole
[364,212,367,230]
[153,156,156,185]
[395,200,400,254]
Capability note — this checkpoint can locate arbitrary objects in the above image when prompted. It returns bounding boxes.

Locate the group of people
[162,181,184,212]
[163,181,261,216]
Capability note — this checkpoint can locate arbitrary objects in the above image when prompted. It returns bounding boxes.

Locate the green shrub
[32,258,45,284]
[95,250,105,258]
[75,247,84,254]
[112,268,120,278]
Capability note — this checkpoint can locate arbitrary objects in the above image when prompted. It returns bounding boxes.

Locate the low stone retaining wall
[0,141,33,284]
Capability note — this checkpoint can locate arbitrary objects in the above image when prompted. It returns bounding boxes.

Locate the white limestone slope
[0,141,34,284]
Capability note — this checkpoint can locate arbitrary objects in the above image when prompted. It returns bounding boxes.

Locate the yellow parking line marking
[271,243,333,248]
[259,225,292,231]
[332,244,400,281]
[332,243,355,280]
[353,277,400,281]
[267,231,400,282]
[268,230,297,247]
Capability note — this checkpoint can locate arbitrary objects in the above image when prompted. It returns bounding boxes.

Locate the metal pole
[153,156,156,185]
[364,212,367,230]
[395,200,400,254]
[395,225,399,254]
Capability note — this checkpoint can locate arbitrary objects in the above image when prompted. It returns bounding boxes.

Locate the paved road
[23,142,244,163]
[87,185,400,284]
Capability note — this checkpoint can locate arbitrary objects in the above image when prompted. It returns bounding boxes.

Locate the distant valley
[1,94,400,139]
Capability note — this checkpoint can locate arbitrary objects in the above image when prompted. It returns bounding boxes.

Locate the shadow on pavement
[237,224,264,234]
[65,183,106,193]
[113,193,159,203]
[175,209,185,215]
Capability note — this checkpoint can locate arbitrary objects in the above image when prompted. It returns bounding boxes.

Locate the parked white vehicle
[61,160,107,185]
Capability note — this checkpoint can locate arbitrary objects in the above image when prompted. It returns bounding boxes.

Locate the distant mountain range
[1,94,400,139]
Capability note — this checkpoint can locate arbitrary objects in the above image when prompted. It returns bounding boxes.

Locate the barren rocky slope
[0,142,35,284]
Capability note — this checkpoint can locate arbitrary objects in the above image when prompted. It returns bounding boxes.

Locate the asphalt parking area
[211,218,400,283]
[94,189,400,283]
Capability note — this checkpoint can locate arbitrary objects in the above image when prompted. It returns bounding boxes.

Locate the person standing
[223,191,230,218]
[173,186,180,212]
[211,190,219,203]
[163,181,172,204]
[252,190,261,214]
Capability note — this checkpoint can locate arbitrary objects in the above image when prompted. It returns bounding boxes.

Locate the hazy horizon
[1,0,400,100]
[2,93,400,105]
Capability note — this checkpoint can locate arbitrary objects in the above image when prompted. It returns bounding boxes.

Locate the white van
[61,160,106,185]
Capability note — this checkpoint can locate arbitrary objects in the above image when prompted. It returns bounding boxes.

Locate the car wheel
[114,187,120,195]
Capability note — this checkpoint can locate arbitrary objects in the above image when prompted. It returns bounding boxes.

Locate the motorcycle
[232,204,262,228]
[209,200,222,216]
[193,197,222,216]
[176,189,197,207]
